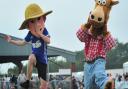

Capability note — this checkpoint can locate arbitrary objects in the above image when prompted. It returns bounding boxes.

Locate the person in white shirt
[17,71,27,89]
[123,75,128,89]
[115,75,123,89]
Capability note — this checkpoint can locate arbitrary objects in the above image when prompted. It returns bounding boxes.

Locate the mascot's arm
[83,16,91,31]
[104,33,116,51]
[76,24,90,42]
[102,24,110,37]
[76,16,91,42]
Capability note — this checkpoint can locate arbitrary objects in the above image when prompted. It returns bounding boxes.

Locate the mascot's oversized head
[84,0,119,37]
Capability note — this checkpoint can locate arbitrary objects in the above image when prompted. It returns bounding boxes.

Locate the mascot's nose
[91,14,95,20]
[91,14,102,22]
[98,17,102,22]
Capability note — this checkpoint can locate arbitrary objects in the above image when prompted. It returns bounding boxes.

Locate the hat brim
[19,10,53,30]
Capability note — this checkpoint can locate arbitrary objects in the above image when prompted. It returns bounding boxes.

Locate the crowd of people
[48,75,84,89]
[0,72,39,89]
[115,73,128,89]
[0,73,84,89]
[48,74,71,89]
[0,72,128,89]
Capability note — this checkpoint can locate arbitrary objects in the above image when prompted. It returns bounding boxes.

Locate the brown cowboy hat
[19,3,52,30]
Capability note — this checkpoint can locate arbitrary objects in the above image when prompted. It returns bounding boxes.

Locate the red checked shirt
[76,28,116,61]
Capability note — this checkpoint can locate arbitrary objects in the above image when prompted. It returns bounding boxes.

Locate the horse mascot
[82,0,119,89]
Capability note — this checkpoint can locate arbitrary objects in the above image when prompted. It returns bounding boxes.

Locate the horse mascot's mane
[83,0,119,38]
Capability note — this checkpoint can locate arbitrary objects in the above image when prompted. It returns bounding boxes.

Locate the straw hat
[19,3,52,30]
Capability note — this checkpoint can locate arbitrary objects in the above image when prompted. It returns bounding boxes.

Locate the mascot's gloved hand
[102,24,110,37]
[103,31,110,37]
[81,16,91,31]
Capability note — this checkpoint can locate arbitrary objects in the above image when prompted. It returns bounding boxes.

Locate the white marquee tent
[123,61,128,73]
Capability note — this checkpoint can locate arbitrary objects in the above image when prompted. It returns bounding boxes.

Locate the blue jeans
[84,58,108,89]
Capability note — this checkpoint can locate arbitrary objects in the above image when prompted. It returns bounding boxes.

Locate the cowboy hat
[19,3,52,30]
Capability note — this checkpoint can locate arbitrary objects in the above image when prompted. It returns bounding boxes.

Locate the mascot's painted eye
[98,0,102,5]
[102,0,106,5]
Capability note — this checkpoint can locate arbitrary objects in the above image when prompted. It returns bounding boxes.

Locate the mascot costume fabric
[76,0,119,89]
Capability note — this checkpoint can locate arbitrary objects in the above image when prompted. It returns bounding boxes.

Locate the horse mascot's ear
[82,0,119,38]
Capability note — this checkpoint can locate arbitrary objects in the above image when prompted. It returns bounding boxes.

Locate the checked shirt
[76,28,116,61]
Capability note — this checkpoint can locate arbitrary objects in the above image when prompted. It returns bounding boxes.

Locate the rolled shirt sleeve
[104,33,116,51]
[24,31,31,42]
[76,28,89,42]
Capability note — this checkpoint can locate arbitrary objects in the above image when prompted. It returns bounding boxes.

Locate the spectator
[17,71,27,89]
[2,78,6,89]
[123,74,128,89]
[49,75,54,81]
[72,76,78,89]
[17,71,26,84]
[10,75,17,89]
[115,75,123,89]
[3,75,10,89]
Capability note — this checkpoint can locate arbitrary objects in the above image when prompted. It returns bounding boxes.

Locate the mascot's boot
[20,80,29,89]
[104,78,114,89]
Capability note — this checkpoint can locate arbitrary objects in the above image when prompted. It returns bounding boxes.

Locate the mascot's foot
[20,80,29,89]
[104,78,114,89]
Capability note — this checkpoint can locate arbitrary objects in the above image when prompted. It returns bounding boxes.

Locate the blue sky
[0,0,127,73]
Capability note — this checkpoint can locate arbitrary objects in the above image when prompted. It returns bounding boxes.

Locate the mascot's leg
[40,78,48,89]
